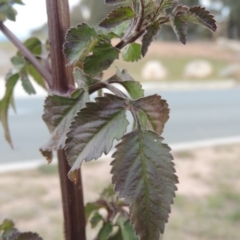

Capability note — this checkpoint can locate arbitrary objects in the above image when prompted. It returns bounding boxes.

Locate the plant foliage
[0,219,42,240]
[0,0,217,239]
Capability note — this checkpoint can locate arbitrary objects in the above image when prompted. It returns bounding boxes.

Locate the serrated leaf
[15,232,43,240]
[160,0,178,11]
[108,69,144,100]
[170,4,217,44]
[132,94,169,134]
[84,42,119,76]
[90,212,104,228]
[63,23,98,65]
[122,43,141,62]
[0,73,19,147]
[170,15,188,44]
[20,69,36,95]
[40,90,89,163]
[111,129,178,240]
[105,0,127,4]
[98,223,113,240]
[73,67,100,90]
[99,6,135,29]
[65,94,129,182]
[0,219,14,231]
[141,21,161,57]
[183,6,217,32]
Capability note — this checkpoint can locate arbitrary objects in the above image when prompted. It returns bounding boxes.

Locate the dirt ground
[0,143,240,240]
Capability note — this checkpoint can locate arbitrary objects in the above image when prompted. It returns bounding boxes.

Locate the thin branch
[104,83,128,99]
[135,0,144,31]
[0,22,52,87]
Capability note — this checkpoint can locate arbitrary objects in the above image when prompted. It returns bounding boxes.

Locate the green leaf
[65,94,129,182]
[90,212,104,228]
[120,220,138,240]
[105,0,127,4]
[132,94,169,134]
[98,222,113,240]
[0,219,14,231]
[0,3,16,21]
[0,73,19,147]
[26,64,46,90]
[85,202,103,223]
[84,42,119,76]
[10,56,25,70]
[20,69,36,95]
[99,6,135,29]
[63,23,98,65]
[108,69,144,100]
[111,129,178,240]
[40,90,89,163]
[108,228,123,240]
[141,21,161,57]
[73,67,100,90]
[13,0,24,4]
[160,0,178,11]
[122,43,141,62]
[112,20,131,38]
[23,37,42,55]
[182,6,217,32]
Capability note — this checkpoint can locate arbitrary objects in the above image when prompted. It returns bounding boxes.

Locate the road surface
[0,87,240,163]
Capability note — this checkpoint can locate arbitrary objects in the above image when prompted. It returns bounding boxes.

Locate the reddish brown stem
[0,21,52,87]
[45,1,86,240]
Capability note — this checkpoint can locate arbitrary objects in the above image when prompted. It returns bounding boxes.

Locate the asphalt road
[0,87,240,163]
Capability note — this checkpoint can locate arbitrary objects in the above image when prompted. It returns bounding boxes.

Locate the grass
[106,54,230,82]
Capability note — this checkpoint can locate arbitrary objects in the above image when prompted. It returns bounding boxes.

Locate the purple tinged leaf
[63,23,98,65]
[84,42,119,77]
[186,6,217,32]
[141,21,161,57]
[0,73,19,147]
[65,94,129,182]
[99,6,135,29]
[15,232,43,240]
[132,94,169,134]
[170,4,217,44]
[40,90,89,163]
[111,129,178,240]
[105,0,128,5]
[170,15,188,44]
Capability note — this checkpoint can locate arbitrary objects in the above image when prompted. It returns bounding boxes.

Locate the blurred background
[0,0,240,240]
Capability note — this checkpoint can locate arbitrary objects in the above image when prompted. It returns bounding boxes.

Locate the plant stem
[45,1,86,240]
[0,22,52,87]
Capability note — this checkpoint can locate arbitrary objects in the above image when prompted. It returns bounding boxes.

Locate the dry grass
[0,144,240,240]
